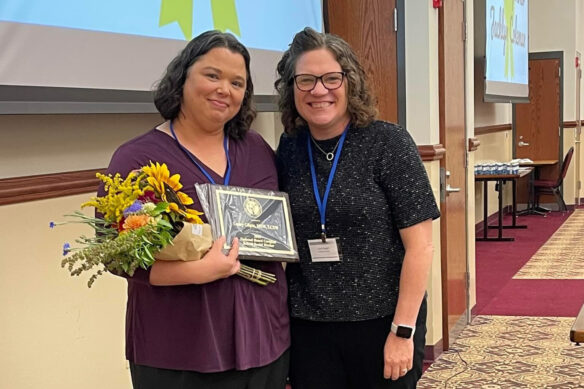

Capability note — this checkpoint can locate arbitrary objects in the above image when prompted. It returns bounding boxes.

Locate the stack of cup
[474,161,519,175]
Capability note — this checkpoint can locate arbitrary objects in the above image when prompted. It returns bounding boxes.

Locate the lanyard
[169,121,231,185]
[307,124,349,242]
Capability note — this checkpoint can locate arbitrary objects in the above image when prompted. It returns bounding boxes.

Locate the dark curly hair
[274,27,377,134]
[154,30,256,140]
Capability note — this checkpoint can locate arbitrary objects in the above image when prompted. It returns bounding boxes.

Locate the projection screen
[0,0,322,113]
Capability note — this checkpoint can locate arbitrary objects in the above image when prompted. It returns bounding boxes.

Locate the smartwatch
[391,322,415,339]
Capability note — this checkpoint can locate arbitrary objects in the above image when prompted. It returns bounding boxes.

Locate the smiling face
[293,48,350,139]
[180,47,247,133]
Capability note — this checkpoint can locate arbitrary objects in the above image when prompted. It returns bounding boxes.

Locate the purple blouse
[101,128,290,372]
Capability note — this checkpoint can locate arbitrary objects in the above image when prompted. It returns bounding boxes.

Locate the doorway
[514,52,564,203]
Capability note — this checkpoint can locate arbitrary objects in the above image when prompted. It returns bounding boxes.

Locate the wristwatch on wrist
[391,322,415,339]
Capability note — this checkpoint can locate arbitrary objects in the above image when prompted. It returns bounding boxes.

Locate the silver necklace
[310,135,341,161]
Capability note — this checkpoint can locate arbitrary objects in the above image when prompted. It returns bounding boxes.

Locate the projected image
[485,0,528,86]
[0,0,322,94]
[0,0,321,51]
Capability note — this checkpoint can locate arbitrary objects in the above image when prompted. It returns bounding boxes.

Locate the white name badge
[308,238,341,262]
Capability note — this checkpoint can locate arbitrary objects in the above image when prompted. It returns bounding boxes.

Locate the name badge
[308,238,341,262]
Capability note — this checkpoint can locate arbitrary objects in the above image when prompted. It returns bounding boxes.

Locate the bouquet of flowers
[53,162,276,287]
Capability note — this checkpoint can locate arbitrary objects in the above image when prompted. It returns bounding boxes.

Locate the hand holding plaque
[195,184,299,262]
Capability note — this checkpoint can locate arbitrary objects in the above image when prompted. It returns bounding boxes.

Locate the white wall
[530,0,577,121]
[474,100,511,127]
[404,0,443,348]
[0,195,131,389]
[0,114,161,179]
[423,161,443,348]
[563,127,578,202]
[0,112,283,180]
[404,1,440,145]
[252,112,284,149]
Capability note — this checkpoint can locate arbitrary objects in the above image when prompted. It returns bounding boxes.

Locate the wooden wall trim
[418,144,446,161]
[476,120,583,136]
[468,137,481,152]
[0,169,105,206]
[474,123,512,135]
[0,145,446,206]
[564,120,584,128]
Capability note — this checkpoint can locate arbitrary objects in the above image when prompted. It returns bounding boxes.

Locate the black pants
[129,349,289,389]
[289,299,427,389]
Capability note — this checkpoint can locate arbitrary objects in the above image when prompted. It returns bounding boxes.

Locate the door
[438,0,468,349]
[515,57,562,190]
[325,0,398,122]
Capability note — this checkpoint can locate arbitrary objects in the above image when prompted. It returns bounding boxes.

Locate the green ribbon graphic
[159,0,193,41]
[159,0,240,41]
[211,0,240,36]
[504,0,515,79]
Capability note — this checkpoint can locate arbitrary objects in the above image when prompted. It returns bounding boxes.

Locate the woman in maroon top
[101,31,290,389]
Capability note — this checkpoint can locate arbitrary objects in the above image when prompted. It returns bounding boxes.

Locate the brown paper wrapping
[154,223,213,261]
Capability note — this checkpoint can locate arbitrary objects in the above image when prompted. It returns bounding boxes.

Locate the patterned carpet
[418,316,584,388]
[514,209,584,279]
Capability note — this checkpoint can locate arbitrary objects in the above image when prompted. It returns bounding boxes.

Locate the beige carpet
[514,209,584,279]
[418,316,584,388]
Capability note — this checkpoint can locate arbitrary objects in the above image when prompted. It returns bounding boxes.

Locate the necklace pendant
[326,152,334,161]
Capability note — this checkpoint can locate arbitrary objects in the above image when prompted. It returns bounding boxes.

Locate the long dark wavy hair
[274,27,377,134]
[154,30,256,139]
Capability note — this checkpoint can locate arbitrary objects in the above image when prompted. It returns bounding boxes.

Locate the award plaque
[195,184,299,262]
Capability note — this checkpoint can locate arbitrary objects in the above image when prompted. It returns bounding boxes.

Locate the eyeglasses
[292,72,346,92]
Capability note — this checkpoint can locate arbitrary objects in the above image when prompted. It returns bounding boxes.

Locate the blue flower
[62,243,71,256]
[123,200,143,217]
[49,221,55,229]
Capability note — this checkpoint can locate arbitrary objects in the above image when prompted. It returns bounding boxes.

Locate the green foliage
[60,217,175,287]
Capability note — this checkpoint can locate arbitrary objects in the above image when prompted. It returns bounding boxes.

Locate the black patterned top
[276,120,440,321]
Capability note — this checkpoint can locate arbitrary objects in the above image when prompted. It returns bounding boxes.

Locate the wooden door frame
[513,51,564,163]
[438,0,470,351]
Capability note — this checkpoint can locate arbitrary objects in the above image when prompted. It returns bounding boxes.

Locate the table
[518,160,558,215]
[475,167,533,242]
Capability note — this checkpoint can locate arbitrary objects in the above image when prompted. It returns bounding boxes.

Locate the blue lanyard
[169,121,231,185]
[307,124,349,241]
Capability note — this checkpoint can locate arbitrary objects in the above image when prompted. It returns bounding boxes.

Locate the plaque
[195,184,299,262]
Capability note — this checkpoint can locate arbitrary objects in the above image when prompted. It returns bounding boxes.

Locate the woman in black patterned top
[275,28,440,389]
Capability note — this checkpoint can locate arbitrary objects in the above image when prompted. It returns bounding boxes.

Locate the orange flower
[122,214,152,230]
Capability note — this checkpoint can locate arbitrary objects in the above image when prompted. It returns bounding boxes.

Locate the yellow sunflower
[142,162,182,197]
[142,161,196,215]
[176,190,194,206]
[182,208,204,224]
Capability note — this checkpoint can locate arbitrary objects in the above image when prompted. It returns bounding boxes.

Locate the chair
[533,147,574,212]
